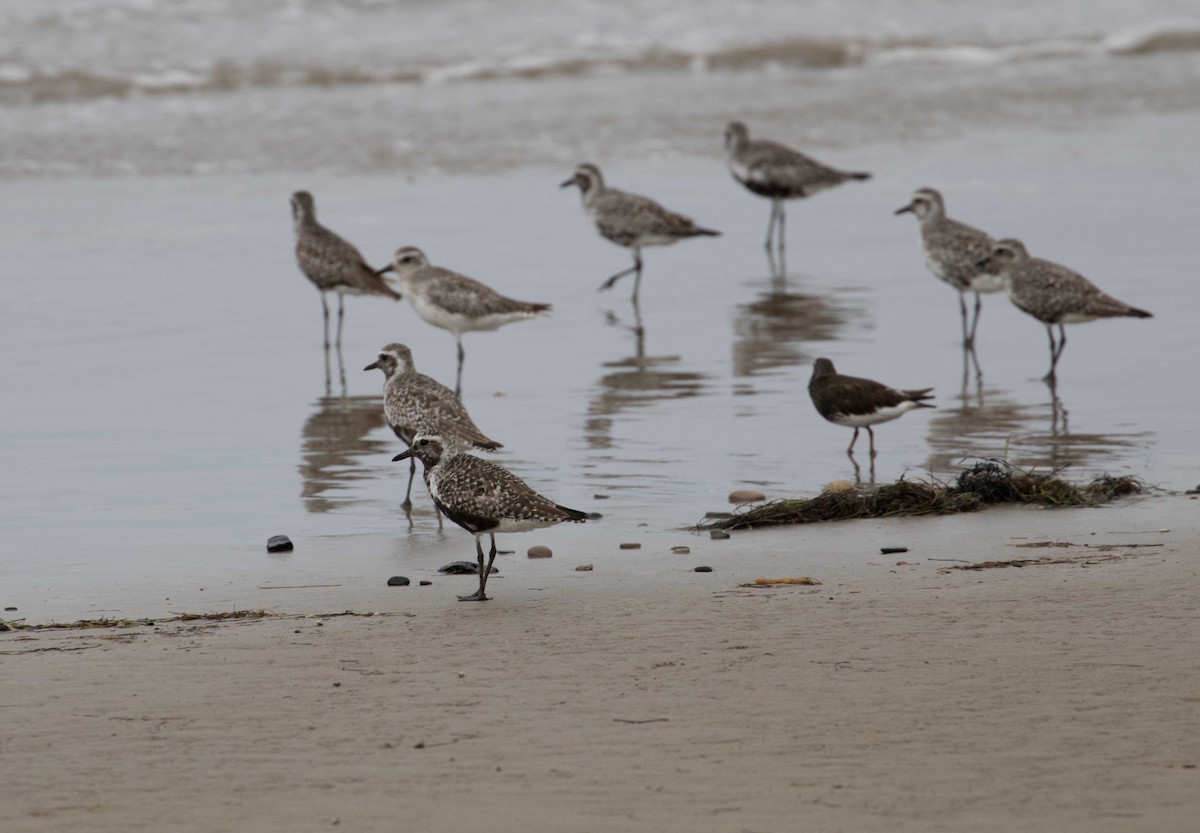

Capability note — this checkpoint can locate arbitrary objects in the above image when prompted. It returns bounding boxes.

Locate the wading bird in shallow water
[376,247,550,395]
[364,343,501,518]
[561,163,720,306]
[895,187,1001,348]
[808,358,935,473]
[724,121,870,269]
[394,435,587,602]
[977,238,1152,383]
[291,191,399,351]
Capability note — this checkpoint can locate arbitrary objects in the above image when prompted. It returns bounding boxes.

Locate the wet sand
[4,495,1198,832]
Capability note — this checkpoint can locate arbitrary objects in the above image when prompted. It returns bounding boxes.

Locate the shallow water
[2,108,1197,622]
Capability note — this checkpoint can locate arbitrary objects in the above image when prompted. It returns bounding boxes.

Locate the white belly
[831,401,921,428]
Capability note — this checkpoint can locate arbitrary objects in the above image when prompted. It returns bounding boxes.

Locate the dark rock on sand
[694,566,713,572]
[439,561,498,575]
[387,576,410,587]
[619,542,641,550]
[880,547,909,555]
[527,545,553,558]
[419,580,432,586]
[266,535,293,553]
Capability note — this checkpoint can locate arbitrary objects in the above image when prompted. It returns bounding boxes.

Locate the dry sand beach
[4,1,1200,830]
[4,497,1199,832]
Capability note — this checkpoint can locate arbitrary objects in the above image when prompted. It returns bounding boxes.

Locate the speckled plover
[394,435,587,602]
[724,122,870,260]
[376,247,550,394]
[978,238,1152,382]
[291,191,399,349]
[365,343,501,512]
[560,163,719,304]
[808,358,935,458]
[895,187,1001,347]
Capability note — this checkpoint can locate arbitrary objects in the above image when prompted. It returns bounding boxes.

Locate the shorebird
[291,191,399,349]
[376,247,551,394]
[895,187,1001,347]
[808,358,935,459]
[364,343,501,512]
[977,238,1152,382]
[560,163,720,304]
[724,121,870,262]
[394,435,588,601]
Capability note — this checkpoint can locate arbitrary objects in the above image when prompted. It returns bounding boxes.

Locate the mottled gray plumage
[724,122,870,260]
[979,238,1152,380]
[365,343,500,511]
[394,435,587,601]
[895,187,1000,346]
[291,191,399,349]
[808,358,934,458]
[561,163,720,301]
[377,246,550,394]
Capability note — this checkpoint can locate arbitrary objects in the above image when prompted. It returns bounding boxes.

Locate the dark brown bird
[291,190,399,349]
[808,358,934,458]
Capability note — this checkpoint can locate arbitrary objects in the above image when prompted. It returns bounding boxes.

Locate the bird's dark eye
[418,439,428,446]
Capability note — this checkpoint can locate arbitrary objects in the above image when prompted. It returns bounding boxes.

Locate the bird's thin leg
[458,536,490,602]
[777,201,787,272]
[600,249,640,292]
[333,294,343,348]
[320,292,331,351]
[1043,325,1060,382]
[631,250,643,306]
[967,292,983,346]
[335,339,346,396]
[765,200,778,252]
[847,427,860,455]
[455,337,465,397]
[402,454,415,510]
[959,293,970,347]
[867,426,877,459]
[479,534,499,597]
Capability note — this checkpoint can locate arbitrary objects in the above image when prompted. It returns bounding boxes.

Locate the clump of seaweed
[702,460,1143,531]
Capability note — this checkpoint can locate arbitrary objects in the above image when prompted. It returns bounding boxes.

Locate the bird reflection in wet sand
[299,396,389,514]
[732,273,858,379]
[923,378,1146,476]
[584,306,708,451]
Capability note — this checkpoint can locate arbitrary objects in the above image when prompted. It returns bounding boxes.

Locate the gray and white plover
[808,358,935,458]
[376,247,551,394]
[394,435,588,602]
[364,343,501,511]
[724,122,870,261]
[291,191,400,349]
[978,238,1153,382]
[895,187,1001,347]
[560,163,720,304]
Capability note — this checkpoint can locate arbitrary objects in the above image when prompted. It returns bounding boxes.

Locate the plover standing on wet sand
[394,435,588,602]
[724,122,870,261]
[895,187,1001,348]
[808,358,935,458]
[364,343,501,513]
[978,238,1152,382]
[376,247,551,395]
[291,191,399,349]
[560,163,720,304]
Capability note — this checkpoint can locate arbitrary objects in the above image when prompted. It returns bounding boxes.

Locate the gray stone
[266,534,293,553]
[386,576,410,587]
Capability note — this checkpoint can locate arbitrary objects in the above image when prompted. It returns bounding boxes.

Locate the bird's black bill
[392,450,413,462]
[375,264,394,276]
[559,177,575,188]
[363,360,380,371]
[894,204,914,215]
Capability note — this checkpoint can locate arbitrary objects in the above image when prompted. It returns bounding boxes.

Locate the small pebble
[497,549,515,555]
[419,580,432,586]
[710,530,730,540]
[728,489,766,504]
[332,682,340,687]
[3,606,16,612]
[575,563,594,572]
[824,479,857,494]
[588,512,603,520]
[386,576,410,587]
[880,547,909,555]
[593,494,610,500]
[671,546,691,554]
[619,542,641,550]
[457,671,466,678]
[694,566,713,573]
[266,534,293,553]
[705,511,733,519]
[527,545,553,558]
